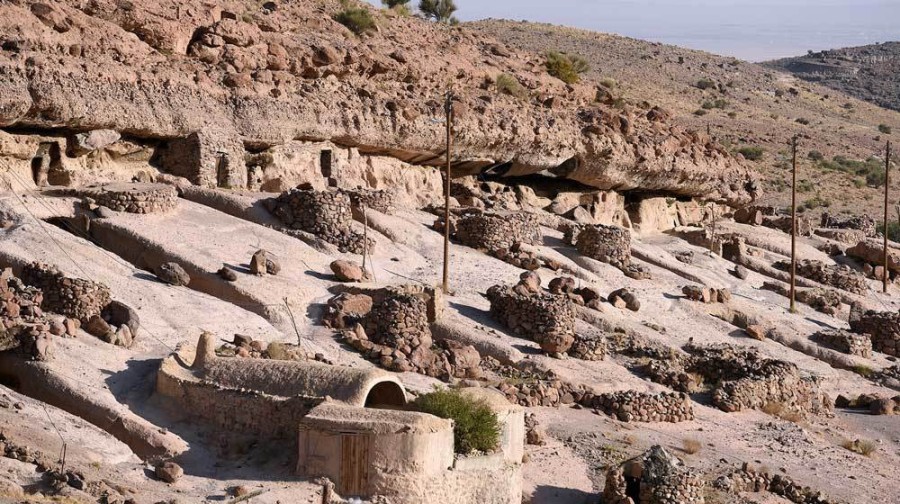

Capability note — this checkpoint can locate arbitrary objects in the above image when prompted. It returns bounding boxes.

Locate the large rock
[68,129,120,157]
[101,300,140,339]
[330,260,365,282]
[156,263,190,287]
[847,240,900,273]
[155,461,183,483]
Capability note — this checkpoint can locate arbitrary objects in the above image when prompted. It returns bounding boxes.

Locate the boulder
[68,129,120,157]
[330,260,365,282]
[540,332,575,354]
[870,398,897,416]
[733,265,749,280]
[745,325,766,340]
[548,277,576,295]
[518,271,542,294]
[156,263,190,286]
[154,461,183,483]
[84,315,113,340]
[608,288,640,312]
[102,300,140,339]
[217,265,238,281]
[250,249,270,276]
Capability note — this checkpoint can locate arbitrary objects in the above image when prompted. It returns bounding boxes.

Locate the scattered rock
[608,288,640,312]
[250,249,270,276]
[217,265,238,281]
[745,325,766,340]
[156,263,190,286]
[154,461,183,484]
[330,260,366,282]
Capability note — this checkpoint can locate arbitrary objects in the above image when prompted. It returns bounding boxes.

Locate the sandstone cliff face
[0,0,758,204]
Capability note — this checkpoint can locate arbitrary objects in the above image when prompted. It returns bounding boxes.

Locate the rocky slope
[471,20,900,218]
[766,42,900,113]
[0,0,755,204]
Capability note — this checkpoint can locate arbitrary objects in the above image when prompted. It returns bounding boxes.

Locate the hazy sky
[367,0,900,61]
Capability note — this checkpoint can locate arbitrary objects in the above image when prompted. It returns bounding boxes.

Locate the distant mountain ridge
[765,42,900,112]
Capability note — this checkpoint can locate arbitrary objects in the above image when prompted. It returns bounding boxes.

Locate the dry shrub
[762,402,803,423]
[682,438,702,454]
[842,438,877,457]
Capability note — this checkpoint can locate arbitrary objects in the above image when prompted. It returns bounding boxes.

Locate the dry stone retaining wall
[338,188,395,215]
[20,262,110,322]
[715,466,839,504]
[454,212,542,252]
[582,390,694,423]
[269,188,372,253]
[77,183,178,214]
[772,259,867,295]
[486,284,576,354]
[849,307,900,356]
[811,329,872,358]
[820,212,876,237]
[576,224,631,268]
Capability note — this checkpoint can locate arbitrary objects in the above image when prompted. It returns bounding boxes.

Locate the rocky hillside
[0,0,755,204]
[766,42,900,113]
[471,20,900,218]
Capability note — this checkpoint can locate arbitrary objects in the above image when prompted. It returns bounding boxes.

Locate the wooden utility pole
[884,140,892,293]
[442,89,454,294]
[790,136,798,313]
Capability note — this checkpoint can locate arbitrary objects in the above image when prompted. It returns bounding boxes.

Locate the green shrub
[803,195,831,210]
[701,99,729,110]
[738,146,765,161]
[877,221,900,242]
[334,6,376,35]
[382,0,410,7]
[419,0,457,23]
[727,111,737,119]
[414,389,500,455]
[796,117,810,125]
[495,74,526,99]
[797,179,814,193]
[818,155,884,188]
[879,124,893,134]
[696,78,716,90]
[693,109,708,116]
[808,150,824,161]
[544,51,590,84]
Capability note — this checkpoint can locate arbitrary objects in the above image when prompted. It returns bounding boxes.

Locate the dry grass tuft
[682,438,702,454]
[842,438,878,457]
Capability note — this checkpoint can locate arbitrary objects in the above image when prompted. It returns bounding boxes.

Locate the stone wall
[849,307,900,356]
[820,212,876,237]
[811,329,872,358]
[20,262,110,322]
[338,188,395,215]
[642,344,831,416]
[76,183,178,214]
[576,224,631,268]
[715,466,840,504]
[269,188,372,254]
[486,284,576,354]
[581,391,694,423]
[603,446,705,504]
[455,212,542,252]
[772,259,867,295]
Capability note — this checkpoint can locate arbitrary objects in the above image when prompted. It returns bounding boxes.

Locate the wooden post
[885,140,892,293]
[442,90,453,294]
[790,136,798,313]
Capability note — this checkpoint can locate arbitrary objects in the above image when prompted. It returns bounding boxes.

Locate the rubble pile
[326,289,480,379]
[715,465,839,504]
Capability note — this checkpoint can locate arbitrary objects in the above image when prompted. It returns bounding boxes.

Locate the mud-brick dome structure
[191,332,406,407]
